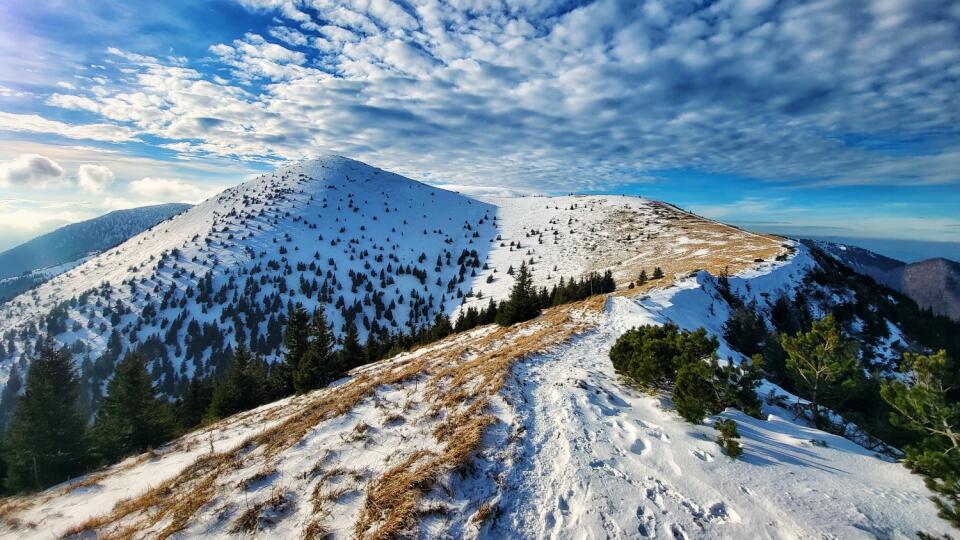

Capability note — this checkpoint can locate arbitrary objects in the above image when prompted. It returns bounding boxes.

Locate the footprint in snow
[645,429,670,443]
[636,419,662,430]
[629,438,648,455]
[691,448,714,462]
[636,505,658,537]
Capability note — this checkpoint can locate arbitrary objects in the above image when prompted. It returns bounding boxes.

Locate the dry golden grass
[472,501,496,525]
[229,486,289,534]
[7,201,788,540]
[353,298,594,539]
[302,520,333,540]
[596,202,787,288]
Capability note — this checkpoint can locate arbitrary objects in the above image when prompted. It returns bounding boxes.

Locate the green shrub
[609,324,717,389]
[674,361,719,423]
[715,419,743,458]
[610,324,761,424]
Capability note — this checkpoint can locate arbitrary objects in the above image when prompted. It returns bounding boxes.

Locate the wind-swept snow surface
[0,249,950,538]
[488,299,946,539]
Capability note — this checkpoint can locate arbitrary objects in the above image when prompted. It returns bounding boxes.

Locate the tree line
[0,263,617,494]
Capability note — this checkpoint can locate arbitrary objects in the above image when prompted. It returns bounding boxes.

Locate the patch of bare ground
[595,202,787,286]
[353,299,597,539]
[2,206,786,539]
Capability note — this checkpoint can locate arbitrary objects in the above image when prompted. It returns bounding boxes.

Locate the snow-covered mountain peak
[0,157,496,387]
[0,157,953,538]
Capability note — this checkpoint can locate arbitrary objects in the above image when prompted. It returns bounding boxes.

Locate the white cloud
[433,183,541,198]
[77,164,115,192]
[8,0,959,196]
[0,154,66,188]
[128,177,218,203]
[0,112,137,143]
[46,93,102,113]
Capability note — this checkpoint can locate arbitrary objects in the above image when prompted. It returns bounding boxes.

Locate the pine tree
[277,305,311,396]
[207,346,267,419]
[723,302,768,358]
[652,267,664,280]
[637,270,647,285]
[177,375,213,429]
[881,350,960,525]
[673,360,719,423]
[3,343,89,492]
[338,322,363,372]
[0,364,22,433]
[780,315,861,428]
[294,309,336,393]
[495,262,541,326]
[92,353,175,463]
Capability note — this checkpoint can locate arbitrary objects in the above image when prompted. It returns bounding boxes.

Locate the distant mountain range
[804,239,960,321]
[0,203,191,302]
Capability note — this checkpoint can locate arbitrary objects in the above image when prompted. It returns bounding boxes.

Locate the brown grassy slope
[0,202,787,540]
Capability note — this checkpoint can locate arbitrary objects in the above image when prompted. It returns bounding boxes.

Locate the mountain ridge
[803,239,960,321]
[1,157,954,538]
[0,203,192,281]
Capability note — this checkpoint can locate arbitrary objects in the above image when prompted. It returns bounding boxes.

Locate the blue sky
[0,0,958,257]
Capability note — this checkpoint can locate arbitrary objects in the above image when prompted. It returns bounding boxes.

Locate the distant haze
[774,234,960,264]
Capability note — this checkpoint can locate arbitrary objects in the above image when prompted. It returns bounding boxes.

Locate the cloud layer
[16,0,956,193]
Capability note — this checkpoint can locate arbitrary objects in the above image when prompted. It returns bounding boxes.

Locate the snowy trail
[485,295,950,539]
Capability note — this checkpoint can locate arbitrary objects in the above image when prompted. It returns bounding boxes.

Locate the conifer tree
[207,346,267,419]
[177,375,213,429]
[780,315,861,428]
[881,350,960,526]
[0,364,22,433]
[496,262,541,326]
[338,321,363,372]
[652,267,664,280]
[3,343,89,492]
[294,309,336,393]
[637,270,647,285]
[92,353,175,462]
[277,305,311,395]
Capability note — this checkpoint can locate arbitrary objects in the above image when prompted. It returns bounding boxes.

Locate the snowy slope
[0,250,949,539]
[0,158,785,393]
[0,156,497,387]
[0,203,191,281]
[0,157,946,538]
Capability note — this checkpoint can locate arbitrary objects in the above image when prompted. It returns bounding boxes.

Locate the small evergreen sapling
[715,419,743,458]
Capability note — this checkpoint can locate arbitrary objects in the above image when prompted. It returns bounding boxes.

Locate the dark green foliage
[495,262,541,326]
[715,419,743,458]
[293,309,337,393]
[276,305,311,395]
[881,350,960,527]
[338,321,364,371]
[716,267,741,308]
[652,267,664,280]
[207,346,270,420]
[723,302,768,358]
[674,361,717,422]
[610,325,761,423]
[781,315,863,428]
[637,270,647,285]
[177,375,213,429]
[0,363,22,433]
[674,356,763,423]
[3,343,89,492]
[609,324,718,388]
[91,353,175,463]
